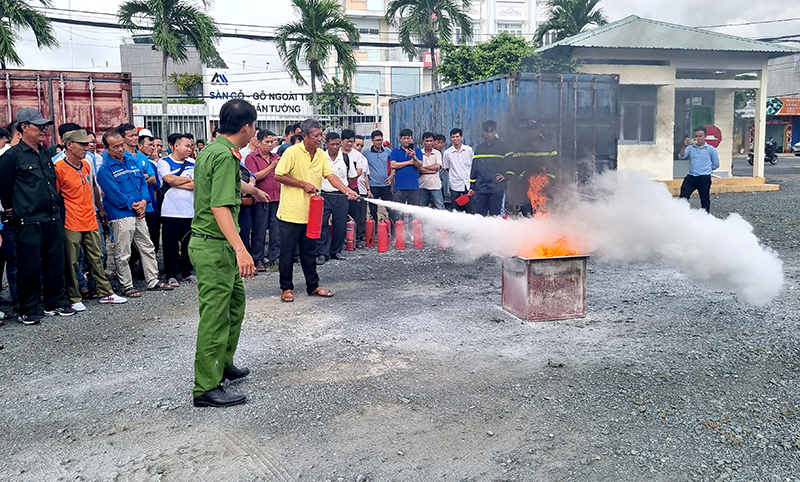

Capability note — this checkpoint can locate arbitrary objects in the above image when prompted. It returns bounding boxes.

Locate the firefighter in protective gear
[506,118,559,216]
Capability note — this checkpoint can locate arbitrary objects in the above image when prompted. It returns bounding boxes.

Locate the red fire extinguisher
[439,229,449,249]
[395,219,405,250]
[365,219,375,247]
[377,220,389,252]
[412,219,423,249]
[306,193,324,239]
[345,217,355,251]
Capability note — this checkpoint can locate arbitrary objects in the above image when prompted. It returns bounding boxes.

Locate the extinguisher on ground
[345,216,356,251]
[412,219,423,249]
[395,219,405,250]
[377,220,390,252]
[365,219,375,247]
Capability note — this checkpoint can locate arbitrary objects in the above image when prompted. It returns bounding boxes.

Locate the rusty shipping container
[0,69,133,146]
[389,72,619,182]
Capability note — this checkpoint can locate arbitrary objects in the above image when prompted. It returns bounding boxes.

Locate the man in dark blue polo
[679,126,719,213]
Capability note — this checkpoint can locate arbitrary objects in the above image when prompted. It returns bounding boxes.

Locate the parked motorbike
[748,139,779,165]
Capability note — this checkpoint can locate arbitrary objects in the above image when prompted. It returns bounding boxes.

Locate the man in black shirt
[471,120,510,216]
[0,108,76,324]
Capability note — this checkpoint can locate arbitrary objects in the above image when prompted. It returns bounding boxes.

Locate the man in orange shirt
[55,129,127,310]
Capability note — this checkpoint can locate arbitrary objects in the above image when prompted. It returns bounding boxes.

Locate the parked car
[793,141,800,156]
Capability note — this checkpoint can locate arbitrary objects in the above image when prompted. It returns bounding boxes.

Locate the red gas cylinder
[365,219,375,247]
[345,217,355,251]
[306,195,324,239]
[439,229,449,249]
[395,219,405,250]
[377,220,389,253]
[412,219,423,249]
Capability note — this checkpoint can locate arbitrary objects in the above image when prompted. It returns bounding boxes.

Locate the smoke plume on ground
[366,171,783,306]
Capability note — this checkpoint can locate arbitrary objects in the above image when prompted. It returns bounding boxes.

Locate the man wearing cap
[0,108,76,324]
[508,118,559,216]
[55,129,128,310]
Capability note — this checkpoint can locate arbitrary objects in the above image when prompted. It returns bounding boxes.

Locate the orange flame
[517,173,581,258]
[528,173,550,217]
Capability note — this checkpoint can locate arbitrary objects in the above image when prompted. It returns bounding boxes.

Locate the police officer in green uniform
[190,99,268,408]
[507,118,559,216]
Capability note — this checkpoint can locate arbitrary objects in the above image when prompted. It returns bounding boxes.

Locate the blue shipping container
[389,72,619,183]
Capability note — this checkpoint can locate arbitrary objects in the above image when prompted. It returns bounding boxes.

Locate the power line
[698,17,800,28]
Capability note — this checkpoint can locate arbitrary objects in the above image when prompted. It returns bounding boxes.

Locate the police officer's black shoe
[222,365,250,381]
[193,386,246,408]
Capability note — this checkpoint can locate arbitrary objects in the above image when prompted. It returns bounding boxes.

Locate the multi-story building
[342,0,548,134]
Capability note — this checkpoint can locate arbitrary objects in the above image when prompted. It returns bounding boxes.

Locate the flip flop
[308,287,333,297]
[148,281,174,291]
[281,290,294,302]
[122,287,141,298]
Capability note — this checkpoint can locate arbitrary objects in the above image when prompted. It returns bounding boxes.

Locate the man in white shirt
[238,126,261,158]
[419,132,444,209]
[442,128,474,213]
[341,129,370,247]
[316,132,357,264]
[157,133,196,287]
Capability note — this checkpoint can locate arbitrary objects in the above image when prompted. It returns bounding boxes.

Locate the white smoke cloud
[367,171,783,306]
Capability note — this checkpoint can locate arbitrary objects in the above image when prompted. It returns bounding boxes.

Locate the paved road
[731,153,800,178]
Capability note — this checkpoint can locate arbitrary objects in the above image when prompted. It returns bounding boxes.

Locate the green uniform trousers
[189,236,246,398]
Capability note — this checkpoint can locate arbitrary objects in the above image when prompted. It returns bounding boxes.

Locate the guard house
[539,15,800,185]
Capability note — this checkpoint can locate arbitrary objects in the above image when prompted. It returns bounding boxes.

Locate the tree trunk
[161,51,168,141]
[310,65,317,116]
[429,44,438,91]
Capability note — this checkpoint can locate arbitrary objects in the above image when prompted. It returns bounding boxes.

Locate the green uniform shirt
[191,136,242,238]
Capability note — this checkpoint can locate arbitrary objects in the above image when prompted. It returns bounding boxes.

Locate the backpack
[156,160,189,209]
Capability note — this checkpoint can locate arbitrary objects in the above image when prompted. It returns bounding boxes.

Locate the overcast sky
[11,0,800,74]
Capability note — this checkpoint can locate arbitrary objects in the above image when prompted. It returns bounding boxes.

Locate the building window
[620,85,657,144]
[455,22,481,45]
[355,70,381,94]
[542,31,556,46]
[391,67,420,96]
[497,23,523,36]
[132,83,141,100]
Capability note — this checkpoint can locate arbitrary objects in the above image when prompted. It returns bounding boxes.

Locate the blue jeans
[419,189,445,210]
[239,204,268,264]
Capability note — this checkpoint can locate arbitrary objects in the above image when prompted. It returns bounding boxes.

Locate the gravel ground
[1,175,799,482]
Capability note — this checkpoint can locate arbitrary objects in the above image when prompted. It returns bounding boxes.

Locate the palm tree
[385,0,473,90]
[0,0,58,69]
[534,0,608,46]
[276,0,360,115]
[118,0,224,135]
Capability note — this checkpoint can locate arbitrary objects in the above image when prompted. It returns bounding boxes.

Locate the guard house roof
[538,15,800,58]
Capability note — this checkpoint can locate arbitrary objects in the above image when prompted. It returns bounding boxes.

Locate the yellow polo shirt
[275,142,334,224]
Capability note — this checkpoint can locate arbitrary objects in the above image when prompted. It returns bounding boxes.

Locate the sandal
[148,281,174,291]
[255,264,267,272]
[308,287,333,297]
[281,290,294,302]
[167,278,180,288]
[122,287,141,298]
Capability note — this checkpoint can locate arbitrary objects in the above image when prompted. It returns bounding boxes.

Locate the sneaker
[316,255,327,265]
[183,275,197,283]
[70,302,87,312]
[18,314,42,325]
[98,294,128,304]
[44,306,77,317]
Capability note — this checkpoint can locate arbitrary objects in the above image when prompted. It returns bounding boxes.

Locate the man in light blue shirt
[678,126,719,213]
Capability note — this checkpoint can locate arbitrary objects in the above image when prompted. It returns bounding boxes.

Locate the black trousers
[474,191,504,216]
[394,189,420,206]
[679,174,712,213]
[15,221,66,315]
[278,219,319,293]
[317,193,348,258]
[145,210,161,253]
[350,197,367,241]
[368,185,396,226]
[161,217,193,279]
[450,189,474,213]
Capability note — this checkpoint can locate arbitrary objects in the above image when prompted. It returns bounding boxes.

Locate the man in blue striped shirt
[678,126,719,213]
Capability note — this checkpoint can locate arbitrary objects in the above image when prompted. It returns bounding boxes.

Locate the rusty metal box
[501,255,589,322]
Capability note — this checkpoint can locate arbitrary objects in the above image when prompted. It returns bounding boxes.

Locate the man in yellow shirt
[274,118,359,302]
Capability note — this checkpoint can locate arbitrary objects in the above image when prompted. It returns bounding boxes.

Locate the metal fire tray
[501,255,589,322]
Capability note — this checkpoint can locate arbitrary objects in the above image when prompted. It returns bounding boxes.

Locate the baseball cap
[526,118,541,129]
[62,129,91,143]
[137,128,154,138]
[16,107,53,126]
